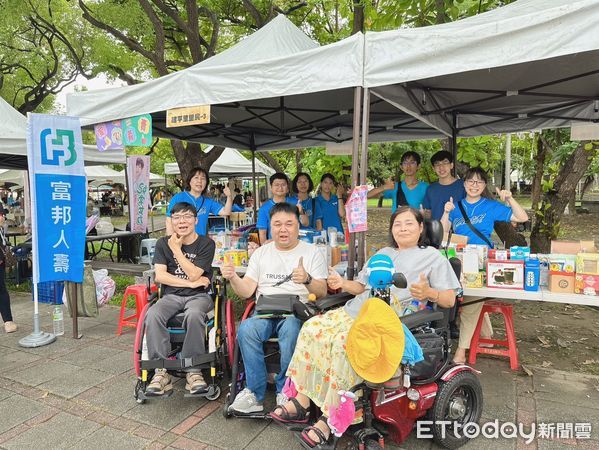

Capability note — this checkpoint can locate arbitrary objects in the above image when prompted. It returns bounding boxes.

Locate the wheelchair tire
[349,438,383,450]
[205,385,221,401]
[427,371,483,449]
[224,299,236,371]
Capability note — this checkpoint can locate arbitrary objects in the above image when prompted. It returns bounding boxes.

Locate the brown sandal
[270,397,310,424]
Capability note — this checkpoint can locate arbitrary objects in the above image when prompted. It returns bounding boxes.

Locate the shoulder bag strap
[395,182,409,208]
[457,201,493,247]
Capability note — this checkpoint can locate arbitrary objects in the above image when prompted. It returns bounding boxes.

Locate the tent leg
[357,88,370,272]
[251,148,257,220]
[347,86,362,280]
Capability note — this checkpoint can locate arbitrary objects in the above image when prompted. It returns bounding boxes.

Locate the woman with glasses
[166,167,232,236]
[440,166,528,364]
[367,151,428,212]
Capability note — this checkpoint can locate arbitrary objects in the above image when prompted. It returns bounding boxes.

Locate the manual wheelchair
[133,273,235,403]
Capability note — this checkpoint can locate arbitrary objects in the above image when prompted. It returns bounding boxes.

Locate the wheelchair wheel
[428,371,483,449]
[205,385,222,401]
[133,303,151,378]
[222,393,232,418]
[134,379,146,404]
[224,299,236,371]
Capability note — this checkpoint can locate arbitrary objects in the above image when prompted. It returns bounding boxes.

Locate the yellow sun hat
[346,298,405,383]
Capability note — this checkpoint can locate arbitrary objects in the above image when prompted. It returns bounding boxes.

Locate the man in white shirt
[221,202,328,414]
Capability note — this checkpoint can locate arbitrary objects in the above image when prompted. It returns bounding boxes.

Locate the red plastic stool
[468,301,519,370]
[116,284,154,335]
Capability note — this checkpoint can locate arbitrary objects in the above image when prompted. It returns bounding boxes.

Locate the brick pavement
[0,293,598,449]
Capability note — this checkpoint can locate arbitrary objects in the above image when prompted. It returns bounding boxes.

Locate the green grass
[367,198,392,208]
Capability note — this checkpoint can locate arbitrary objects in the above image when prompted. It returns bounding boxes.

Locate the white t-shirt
[245,240,328,302]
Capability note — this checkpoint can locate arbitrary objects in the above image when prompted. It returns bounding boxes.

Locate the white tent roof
[364,0,599,137]
[0,96,126,169]
[68,17,427,150]
[164,147,274,177]
[0,166,162,187]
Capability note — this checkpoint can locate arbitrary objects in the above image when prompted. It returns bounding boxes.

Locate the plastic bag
[92,269,116,306]
[95,220,114,235]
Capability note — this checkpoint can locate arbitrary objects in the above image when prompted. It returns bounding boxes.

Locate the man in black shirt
[145,202,216,396]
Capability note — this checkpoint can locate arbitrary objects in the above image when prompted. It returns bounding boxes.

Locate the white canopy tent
[0,96,126,169]
[163,147,274,177]
[0,166,163,188]
[364,0,599,138]
[67,15,439,150]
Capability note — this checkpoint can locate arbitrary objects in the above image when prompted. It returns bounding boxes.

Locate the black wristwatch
[302,273,313,285]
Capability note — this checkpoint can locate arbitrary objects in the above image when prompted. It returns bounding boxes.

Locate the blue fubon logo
[40,128,77,166]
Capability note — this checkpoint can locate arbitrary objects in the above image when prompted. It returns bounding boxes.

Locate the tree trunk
[261,153,284,174]
[171,141,224,186]
[529,141,598,253]
[352,1,364,34]
[531,135,547,212]
[295,149,302,173]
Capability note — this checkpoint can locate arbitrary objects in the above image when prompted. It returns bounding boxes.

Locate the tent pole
[451,113,458,176]
[347,86,362,281]
[357,88,370,272]
[251,147,258,221]
[505,133,512,189]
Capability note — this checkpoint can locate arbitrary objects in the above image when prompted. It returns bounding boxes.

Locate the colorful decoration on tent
[122,114,152,147]
[345,185,368,233]
[94,121,124,151]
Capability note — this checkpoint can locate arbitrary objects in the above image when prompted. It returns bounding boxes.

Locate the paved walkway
[0,293,598,449]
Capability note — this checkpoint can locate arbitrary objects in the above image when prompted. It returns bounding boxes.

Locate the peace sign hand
[495,187,512,202]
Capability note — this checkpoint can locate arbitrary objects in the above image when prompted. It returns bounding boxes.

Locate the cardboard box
[551,240,596,254]
[463,272,484,288]
[548,254,576,273]
[443,232,469,246]
[549,271,576,293]
[486,260,524,289]
[576,253,599,275]
[575,274,599,296]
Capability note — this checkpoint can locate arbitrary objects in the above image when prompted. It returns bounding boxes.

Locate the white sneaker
[276,392,288,407]
[228,388,263,413]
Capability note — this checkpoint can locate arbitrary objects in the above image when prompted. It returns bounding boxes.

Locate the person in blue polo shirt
[315,173,345,233]
[367,151,428,211]
[166,167,232,236]
[256,173,296,244]
[422,150,466,220]
[291,172,321,230]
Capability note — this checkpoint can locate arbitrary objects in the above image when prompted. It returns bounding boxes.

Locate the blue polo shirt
[167,191,223,235]
[423,179,467,220]
[315,194,343,233]
[299,197,322,230]
[448,198,512,247]
[383,181,428,211]
[256,197,297,239]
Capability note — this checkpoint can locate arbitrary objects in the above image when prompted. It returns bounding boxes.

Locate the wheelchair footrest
[141,353,216,371]
[138,389,174,400]
[229,410,271,420]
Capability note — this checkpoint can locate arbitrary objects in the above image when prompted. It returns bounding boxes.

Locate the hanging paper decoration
[345,185,368,233]
[122,114,152,147]
[94,121,124,151]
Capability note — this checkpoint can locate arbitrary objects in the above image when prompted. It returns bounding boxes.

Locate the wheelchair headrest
[424,220,443,249]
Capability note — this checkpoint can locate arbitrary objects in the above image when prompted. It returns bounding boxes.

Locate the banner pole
[19,112,56,348]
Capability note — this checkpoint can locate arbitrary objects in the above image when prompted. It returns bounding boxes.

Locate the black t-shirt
[233,194,244,207]
[153,234,215,297]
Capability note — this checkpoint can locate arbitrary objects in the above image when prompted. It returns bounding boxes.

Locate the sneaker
[185,372,207,394]
[146,369,172,396]
[276,392,288,407]
[228,388,263,413]
[4,321,17,333]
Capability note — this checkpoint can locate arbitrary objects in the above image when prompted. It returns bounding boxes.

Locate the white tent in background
[163,147,275,177]
[0,96,126,169]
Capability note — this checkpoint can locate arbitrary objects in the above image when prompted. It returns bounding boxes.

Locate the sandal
[270,397,310,424]
[296,416,338,449]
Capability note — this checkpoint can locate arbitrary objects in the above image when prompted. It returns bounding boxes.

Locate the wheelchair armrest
[401,309,444,329]
[314,292,354,311]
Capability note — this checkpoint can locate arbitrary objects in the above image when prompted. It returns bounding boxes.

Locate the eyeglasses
[466,179,486,186]
[171,214,196,222]
[271,182,288,189]
[401,160,418,166]
[433,161,451,168]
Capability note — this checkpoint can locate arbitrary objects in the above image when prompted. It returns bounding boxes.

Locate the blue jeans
[237,315,302,402]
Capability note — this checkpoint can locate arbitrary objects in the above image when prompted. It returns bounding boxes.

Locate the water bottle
[53,304,64,336]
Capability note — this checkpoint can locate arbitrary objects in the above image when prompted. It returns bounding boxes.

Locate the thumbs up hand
[444,196,455,214]
[327,266,344,291]
[409,272,432,301]
[292,256,309,284]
